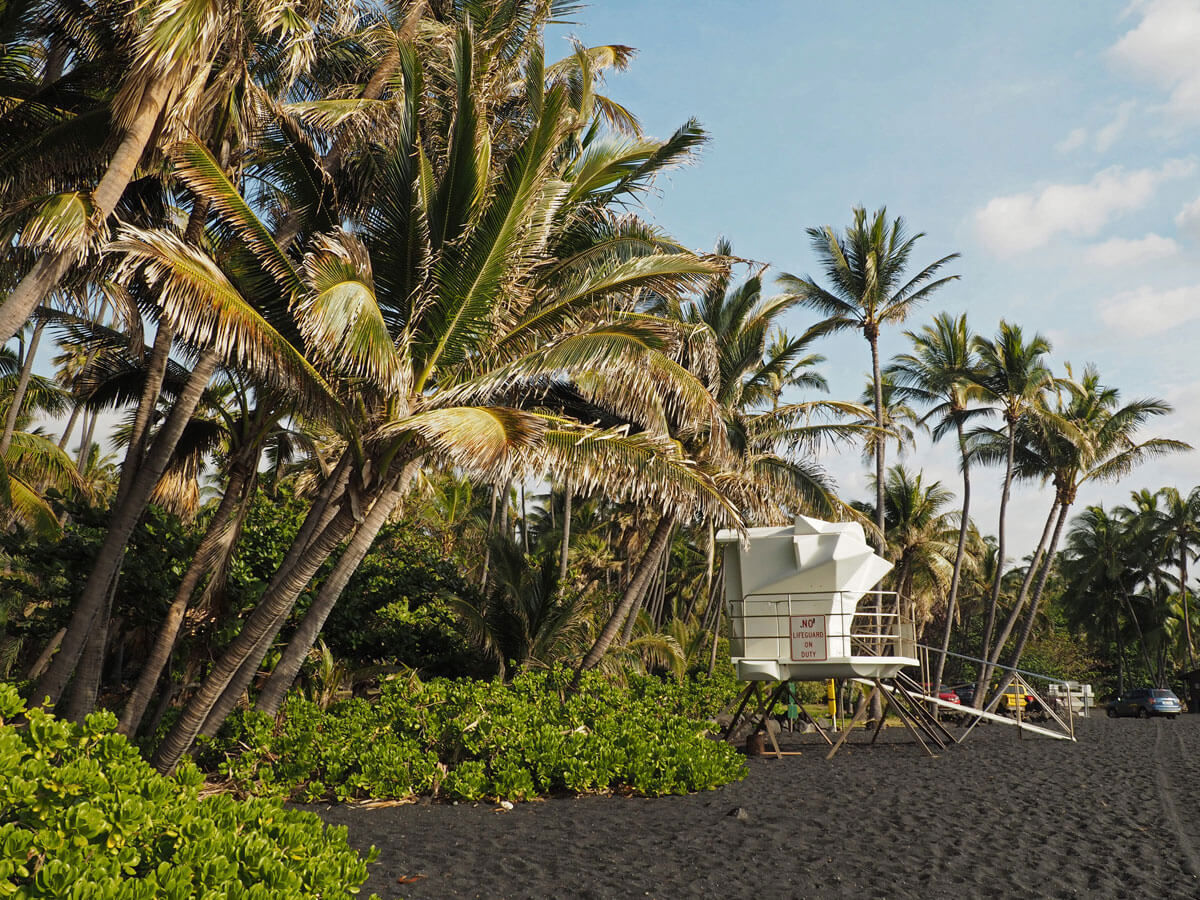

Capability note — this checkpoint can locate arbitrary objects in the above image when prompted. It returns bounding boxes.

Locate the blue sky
[550,0,1200,553]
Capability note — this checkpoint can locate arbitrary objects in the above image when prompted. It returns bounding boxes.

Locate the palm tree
[573,243,864,678]
[1155,486,1200,670]
[967,321,1053,706]
[453,535,592,679]
[777,206,959,545]
[151,20,741,771]
[879,464,959,631]
[983,368,1187,703]
[886,312,987,692]
[857,373,924,464]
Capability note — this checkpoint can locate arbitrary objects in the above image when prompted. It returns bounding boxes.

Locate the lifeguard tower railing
[729,590,918,681]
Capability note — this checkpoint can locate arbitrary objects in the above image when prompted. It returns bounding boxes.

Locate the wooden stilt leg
[722,682,757,740]
[826,683,875,760]
[887,685,937,757]
[869,683,891,745]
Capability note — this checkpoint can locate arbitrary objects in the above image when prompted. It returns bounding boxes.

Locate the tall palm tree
[967,321,1053,705]
[151,21,741,771]
[777,206,959,545]
[886,312,987,691]
[984,368,1186,702]
[1155,486,1200,670]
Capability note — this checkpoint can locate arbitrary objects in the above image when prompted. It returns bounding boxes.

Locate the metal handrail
[729,590,916,661]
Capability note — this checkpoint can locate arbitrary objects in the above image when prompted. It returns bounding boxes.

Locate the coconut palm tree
[879,464,959,632]
[150,20,742,771]
[886,312,987,691]
[1154,486,1200,670]
[983,368,1187,703]
[967,321,1053,705]
[777,206,959,545]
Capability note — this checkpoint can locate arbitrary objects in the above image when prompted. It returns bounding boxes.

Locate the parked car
[994,684,1030,716]
[1106,688,1183,719]
[952,683,975,706]
[921,684,961,705]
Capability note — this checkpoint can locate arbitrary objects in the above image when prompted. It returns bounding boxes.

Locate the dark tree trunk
[0,318,45,456]
[575,514,675,680]
[255,486,403,716]
[559,477,572,583]
[34,350,219,712]
[932,419,971,691]
[118,458,255,736]
[974,420,1016,707]
[153,503,358,773]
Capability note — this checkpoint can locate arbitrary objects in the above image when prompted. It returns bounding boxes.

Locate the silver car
[1106,688,1183,719]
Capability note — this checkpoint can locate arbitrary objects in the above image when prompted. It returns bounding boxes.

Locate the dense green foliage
[207,670,745,803]
[0,685,377,899]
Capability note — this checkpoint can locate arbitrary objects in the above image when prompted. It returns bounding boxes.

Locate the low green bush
[211,668,745,803]
[0,684,378,899]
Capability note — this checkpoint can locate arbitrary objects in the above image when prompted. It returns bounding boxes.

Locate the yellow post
[826,679,837,717]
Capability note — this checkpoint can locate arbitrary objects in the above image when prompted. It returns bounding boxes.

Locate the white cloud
[1056,127,1088,153]
[1099,282,1200,337]
[1109,0,1200,122]
[1176,195,1200,241]
[1095,101,1137,151]
[974,160,1194,256]
[1083,232,1179,267]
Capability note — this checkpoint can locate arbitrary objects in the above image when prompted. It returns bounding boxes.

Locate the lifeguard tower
[717,516,954,757]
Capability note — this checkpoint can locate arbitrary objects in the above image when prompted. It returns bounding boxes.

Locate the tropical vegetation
[1,0,1196,893]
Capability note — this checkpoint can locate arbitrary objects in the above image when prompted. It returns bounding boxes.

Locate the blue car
[1106,688,1183,719]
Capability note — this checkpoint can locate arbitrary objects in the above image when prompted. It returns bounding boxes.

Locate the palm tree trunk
[181,457,353,737]
[620,521,672,644]
[118,458,255,736]
[33,350,219,709]
[0,77,175,345]
[153,502,358,773]
[932,421,971,691]
[559,476,572,583]
[869,332,886,548]
[255,486,403,717]
[974,420,1016,707]
[988,502,1070,704]
[575,513,675,681]
[75,410,97,472]
[1180,539,1195,671]
[0,318,46,456]
[61,322,192,719]
[980,496,1061,688]
[57,403,83,451]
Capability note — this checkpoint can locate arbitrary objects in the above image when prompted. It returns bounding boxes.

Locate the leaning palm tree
[967,321,1053,706]
[150,22,740,771]
[886,312,988,692]
[777,206,959,546]
[574,243,866,680]
[981,368,1187,704]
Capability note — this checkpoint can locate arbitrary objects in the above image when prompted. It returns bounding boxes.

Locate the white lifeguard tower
[718,515,918,682]
[716,516,951,758]
[715,517,1077,757]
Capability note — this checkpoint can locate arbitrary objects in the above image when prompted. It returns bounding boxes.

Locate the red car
[922,684,961,705]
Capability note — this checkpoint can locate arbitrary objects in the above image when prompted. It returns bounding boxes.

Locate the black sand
[314,713,1200,899]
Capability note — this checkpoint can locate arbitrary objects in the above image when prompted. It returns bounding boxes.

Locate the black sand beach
[315,714,1200,899]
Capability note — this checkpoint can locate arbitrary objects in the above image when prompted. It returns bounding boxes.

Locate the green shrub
[0,684,378,899]
[212,669,746,803]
